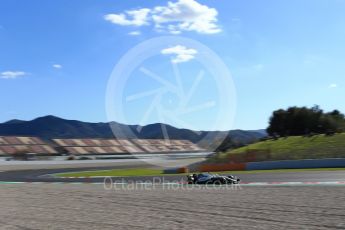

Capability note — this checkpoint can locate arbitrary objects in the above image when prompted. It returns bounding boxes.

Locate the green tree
[267,106,345,136]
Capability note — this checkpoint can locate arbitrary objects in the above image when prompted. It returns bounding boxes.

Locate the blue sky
[0,0,345,130]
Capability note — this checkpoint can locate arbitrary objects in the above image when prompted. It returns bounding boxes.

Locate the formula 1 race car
[187,173,240,185]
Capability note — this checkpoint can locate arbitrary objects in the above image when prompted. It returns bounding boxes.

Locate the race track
[1,162,345,229]
[0,162,345,184]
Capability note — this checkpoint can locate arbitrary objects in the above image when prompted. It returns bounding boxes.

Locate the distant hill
[0,115,266,149]
[3,119,26,125]
[249,129,268,136]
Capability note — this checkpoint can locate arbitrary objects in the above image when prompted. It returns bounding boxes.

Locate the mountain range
[0,115,267,149]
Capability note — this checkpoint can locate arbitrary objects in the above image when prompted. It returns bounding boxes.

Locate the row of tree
[267,106,345,136]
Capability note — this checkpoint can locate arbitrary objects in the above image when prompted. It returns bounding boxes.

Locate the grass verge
[210,133,345,163]
[55,168,165,178]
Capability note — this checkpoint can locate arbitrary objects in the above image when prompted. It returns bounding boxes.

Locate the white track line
[240,181,345,186]
[1,181,345,186]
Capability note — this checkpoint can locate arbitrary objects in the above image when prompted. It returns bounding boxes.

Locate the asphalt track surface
[1,163,345,229]
[1,164,345,184]
[1,183,345,229]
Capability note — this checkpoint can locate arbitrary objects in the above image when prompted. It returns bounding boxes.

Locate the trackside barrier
[199,163,246,172]
[195,158,345,172]
[178,167,189,173]
[163,167,189,174]
[246,158,345,170]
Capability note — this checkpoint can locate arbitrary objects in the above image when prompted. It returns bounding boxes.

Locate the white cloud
[52,64,62,69]
[161,45,197,63]
[104,8,150,26]
[104,0,221,34]
[128,31,141,36]
[0,71,26,79]
[152,0,220,34]
[329,83,338,88]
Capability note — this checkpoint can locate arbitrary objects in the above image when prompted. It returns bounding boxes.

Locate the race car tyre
[213,180,222,185]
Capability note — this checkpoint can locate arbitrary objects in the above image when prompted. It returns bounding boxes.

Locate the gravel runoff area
[0,184,345,230]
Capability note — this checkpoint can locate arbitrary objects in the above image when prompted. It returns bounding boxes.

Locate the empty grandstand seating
[0,136,57,155]
[0,136,205,156]
[53,138,204,155]
[52,138,145,154]
[132,139,204,153]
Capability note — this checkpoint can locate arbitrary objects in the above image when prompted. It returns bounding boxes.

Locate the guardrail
[193,158,345,172]
[246,158,345,170]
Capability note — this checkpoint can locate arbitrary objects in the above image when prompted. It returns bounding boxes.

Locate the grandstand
[52,138,145,155]
[132,139,204,153]
[53,138,205,155]
[0,136,57,156]
[0,136,205,156]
